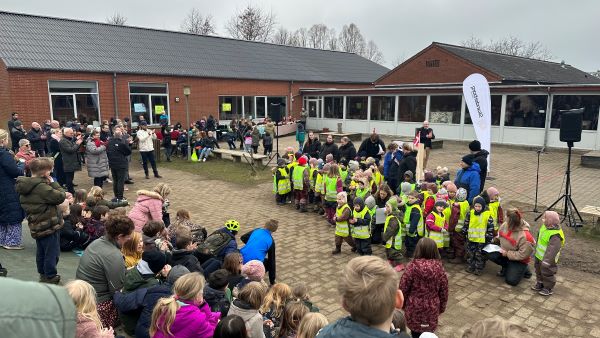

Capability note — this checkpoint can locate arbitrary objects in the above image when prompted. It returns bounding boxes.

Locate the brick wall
[376,45,501,85]
[0,60,11,130]
[5,69,368,127]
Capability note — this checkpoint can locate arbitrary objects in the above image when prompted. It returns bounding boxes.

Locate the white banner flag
[463,73,491,171]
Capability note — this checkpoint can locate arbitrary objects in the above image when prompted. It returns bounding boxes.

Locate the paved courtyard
[3,136,600,337]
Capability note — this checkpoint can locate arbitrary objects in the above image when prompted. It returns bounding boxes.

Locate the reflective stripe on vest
[428,212,445,248]
[403,204,425,237]
[489,201,500,231]
[325,176,339,201]
[273,168,291,195]
[455,201,470,232]
[535,224,565,262]
[292,165,306,190]
[335,204,351,237]
[384,215,402,250]
[468,210,491,243]
[351,207,370,239]
[356,187,369,200]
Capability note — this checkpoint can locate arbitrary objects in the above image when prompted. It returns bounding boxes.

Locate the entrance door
[307,99,320,118]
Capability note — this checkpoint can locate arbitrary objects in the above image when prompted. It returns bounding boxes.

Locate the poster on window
[155,105,165,115]
[222,103,232,112]
[134,103,147,113]
[463,73,491,171]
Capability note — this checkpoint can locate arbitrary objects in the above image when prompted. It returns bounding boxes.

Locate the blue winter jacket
[383,152,393,177]
[454,162,481,204]
[0,147,25,226]
[317,317,406,338]
[240,228,273,263]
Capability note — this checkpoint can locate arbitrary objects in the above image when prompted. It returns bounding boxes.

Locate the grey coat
[59,137,81,172]
[85,139,109,178]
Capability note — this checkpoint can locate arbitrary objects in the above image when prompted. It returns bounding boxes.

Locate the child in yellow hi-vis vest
[307,158,319,209]
[449,187,470,264]
[272,158,291,205]
[331,192,356,255]
[349,197,372,255]
[425,199,448,257]
[532,211,565,296]
[323,164,343,226]
[462,196,495,276]
[314,161,326,214]
[382,197,404,272]
[403,190,424,258]
[486,187,504,236]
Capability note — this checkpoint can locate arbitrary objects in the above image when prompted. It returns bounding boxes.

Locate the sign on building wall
[134,103,147,113]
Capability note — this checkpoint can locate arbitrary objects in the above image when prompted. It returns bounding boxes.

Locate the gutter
[113,72,119,118]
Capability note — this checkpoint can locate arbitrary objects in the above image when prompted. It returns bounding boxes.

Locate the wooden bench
[212,149,267,165]
[580,205,600,229]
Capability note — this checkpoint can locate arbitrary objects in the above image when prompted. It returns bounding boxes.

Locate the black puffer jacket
[106,137,132,170]
[397,151,417,183]
[319,141,339,161]
[169,249,204,274]
[203,285,230,318]
[338,141,357,162]
[303,139,321,158]
[472,149,490,192]
[358,137,386,160]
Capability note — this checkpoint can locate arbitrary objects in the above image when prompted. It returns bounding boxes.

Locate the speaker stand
[535,142,583,230]
[263,123,282,169]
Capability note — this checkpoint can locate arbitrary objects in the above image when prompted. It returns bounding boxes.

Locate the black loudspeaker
[269,103,282,123]
[559,109,583,143]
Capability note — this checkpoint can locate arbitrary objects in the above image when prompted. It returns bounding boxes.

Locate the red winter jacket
[400,258,448,333]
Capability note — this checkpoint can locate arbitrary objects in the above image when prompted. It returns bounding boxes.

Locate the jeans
[251,145,258,154]
[199,147,213,160]
[263,144,273,155]
[487,251,529,286]
[36,231,60,278]
[140,151,158,176]
[244,144,252,152]
[64,171,75,194]
[163,144,172,161]
[298,142,303,152]
[111,168,127,200]
[93,176,105,188]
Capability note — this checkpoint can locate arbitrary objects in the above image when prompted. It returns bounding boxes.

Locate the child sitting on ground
[168,209,207,245]
[233,260,267,297]
[65,280,114,338]
[316,256,405,338]
[84,205,109,242]
[292,282,319,312]
[277,301,310,338]
[74,188,87,207]
[332,192,356,255]
[121,231,143,268]
[462,196,494,276]
[261,283,293,337]
[86,186,128,209]
[142,220,172,253]
[349,197,373,256]
[169,227,204,273]
[60,204,91,251]
[228,281,268,338]
[382,197,404,272]
[532,211,565,297]
[150,272,220,338]
[203,269,231,318]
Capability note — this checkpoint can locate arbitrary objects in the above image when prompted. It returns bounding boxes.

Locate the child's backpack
[244,136,252,145]
[196,229,233,257]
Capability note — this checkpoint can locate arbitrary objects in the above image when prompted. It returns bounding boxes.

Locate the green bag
[191,151,198,162]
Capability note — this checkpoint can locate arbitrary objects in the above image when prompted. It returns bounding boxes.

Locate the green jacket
[0,278,76,338]
[15,177,66,238]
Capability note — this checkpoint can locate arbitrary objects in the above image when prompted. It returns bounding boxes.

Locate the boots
[300,204,307,212]
[154,171,162,178]
[331,246,342,255]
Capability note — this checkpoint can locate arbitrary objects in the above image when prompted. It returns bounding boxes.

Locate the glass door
[255,96,266,120]
[308,99,320,118]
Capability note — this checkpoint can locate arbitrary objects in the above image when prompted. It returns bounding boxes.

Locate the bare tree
[308,24,329,49]
[460,35,552,60]
[291,28,309,47]
[181,8,216,35]
[225,5,276,42]
[106,12,127,26]
[272,27,293,45]
[362,40,384,64]
[327,28,338,51]
[338,23,365,54]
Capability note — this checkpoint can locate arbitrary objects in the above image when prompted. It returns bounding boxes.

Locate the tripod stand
[535,142,583,229]
[264,123,282,168]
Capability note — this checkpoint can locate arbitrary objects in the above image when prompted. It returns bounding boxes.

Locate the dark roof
[435,42,600,85]
[0,11,388,83]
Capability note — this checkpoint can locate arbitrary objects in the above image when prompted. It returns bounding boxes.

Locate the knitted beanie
[142,250,167,275]
[242,260,266,281]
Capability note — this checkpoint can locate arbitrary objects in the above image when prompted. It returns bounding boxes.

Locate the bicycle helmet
[225,219,240,232]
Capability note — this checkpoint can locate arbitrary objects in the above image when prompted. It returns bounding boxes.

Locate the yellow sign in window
[155,105,165,115]
[222,103,232,112]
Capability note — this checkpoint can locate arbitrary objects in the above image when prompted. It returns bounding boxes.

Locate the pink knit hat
[487,187,500,200]
[242,260,265,281]
[544,211,560,226]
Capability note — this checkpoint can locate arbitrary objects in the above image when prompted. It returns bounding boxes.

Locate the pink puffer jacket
[128,190,163,232]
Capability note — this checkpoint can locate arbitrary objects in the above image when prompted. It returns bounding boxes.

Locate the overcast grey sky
[3,0,599,71]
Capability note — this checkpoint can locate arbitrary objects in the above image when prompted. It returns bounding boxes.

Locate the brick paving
[2,135,600,337]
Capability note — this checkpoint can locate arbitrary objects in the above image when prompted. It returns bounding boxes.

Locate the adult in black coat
[0,130,25,249]
[319,134,339,161]
[303,131,321,158]
[10,121,27,152]
[106,126,132,201]
[338,137,357,162]
[416,120,434,169]
[468,140,490,194]
[397,143,417,183]
[26,122,46,157]
[59,128,83,194]
[358,132,386,162]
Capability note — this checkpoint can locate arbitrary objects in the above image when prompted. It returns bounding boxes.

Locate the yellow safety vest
[442,203,453,248]
[272,168,291,195]
[325,176,339,202]
[428,212,445,248]
[356,187,369,200]
[535,224,565,263]
[351,207,370,239]
[455,201,470,232]
[374,171,383,187]
[315,173,324,194]
[488,201,500,232]
[335,204,351,237]
[403,204,425,237]
[309,167,317,190]
[339,168,349,187]
[467,210,491,243]
[292,166,306,191]
[384,215,403,250]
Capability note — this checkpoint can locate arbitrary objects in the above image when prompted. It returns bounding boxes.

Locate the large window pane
[551,95,600,130]
[51,95,75,126]
[398,96,426,122]
[505,95,548,128]
[151,96,169,124]
[324,96,343,119]
[219,96,240,120]
[371,96,395,121]
[255,97,265,120]
[346,96,368,120]
[129,83,168,94]
[75,94,100,126]
[430,95,462,124]
[465,95,502,126]
[130,95,150,123]
[244,96,254,117]
[49,80,97,93]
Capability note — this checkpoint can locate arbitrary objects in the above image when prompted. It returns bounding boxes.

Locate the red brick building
[0,11,388,128]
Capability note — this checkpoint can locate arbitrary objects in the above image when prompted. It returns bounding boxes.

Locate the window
[346,96,368,120]
[244,96,254,117]
[426,60,440,68]
[49,80,100,126]
[430,95,462,124]
[465,95,502,126]
[129,83,169,124]
[324,97,343,119]
[370,96,395,121]
[551,95,600,130]
[504,95,548,128]
[397,96,426,122]
[219,96,243,120]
